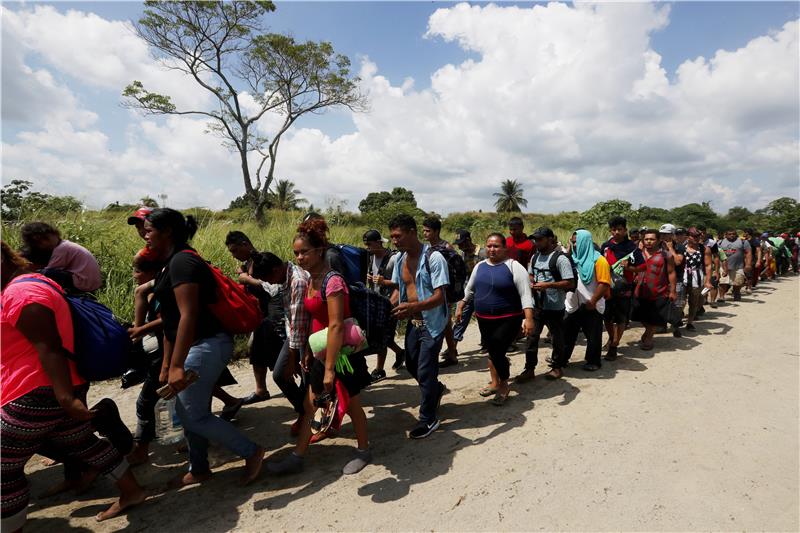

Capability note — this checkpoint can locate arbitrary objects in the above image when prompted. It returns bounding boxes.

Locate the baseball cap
[362,229,387,243]
[780,232,789,239]
[675,227,687,236]
[532,226,555,239]
[453,229,471,245]
[659,223,676,234]
[127,207,153,225]
[761,232,770,238]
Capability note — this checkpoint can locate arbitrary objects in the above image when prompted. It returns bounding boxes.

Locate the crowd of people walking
[2,206,798,530]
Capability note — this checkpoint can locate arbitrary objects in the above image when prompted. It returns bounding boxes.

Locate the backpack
[12,277,131,382]
[321,272,397,354]
[181,250,262,335]
[332,244,370,286]
[531,250,578,284]
[425,245,467,303]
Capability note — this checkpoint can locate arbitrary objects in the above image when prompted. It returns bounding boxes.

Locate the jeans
[272,340,306,415]
[452,299,474,342]
[177,333,258,474]
[525,308,566,370]
[477,315,522,381]
[404,322,444,424]
[560,306,603,368]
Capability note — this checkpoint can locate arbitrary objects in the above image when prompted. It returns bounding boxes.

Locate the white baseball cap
[659,223,676,234]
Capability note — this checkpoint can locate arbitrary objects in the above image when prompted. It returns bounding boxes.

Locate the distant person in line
[20,222,102,293]
[600,216,645,361]
[390,214,449,439]
[682,228,713,331]
[518,227,575,382]
[718,229,752,302]
[632,229,678,351]
[659,224,685,337]
[506,216,535,268]
[456,233,534,405]
[363,229,405,379]
[421,216,459,369]
[450,229,486,355]
[560,229,611,374]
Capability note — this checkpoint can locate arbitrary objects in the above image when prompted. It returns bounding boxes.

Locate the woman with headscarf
[547,229,611,377]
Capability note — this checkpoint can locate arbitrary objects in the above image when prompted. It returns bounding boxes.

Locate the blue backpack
[13,277,132,382]
[333,244,370,286]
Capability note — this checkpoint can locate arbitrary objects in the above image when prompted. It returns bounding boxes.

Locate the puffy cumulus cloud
[274,2,798,214]
[2,2,798,215]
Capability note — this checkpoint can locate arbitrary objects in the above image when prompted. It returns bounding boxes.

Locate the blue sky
[3,1,799,213]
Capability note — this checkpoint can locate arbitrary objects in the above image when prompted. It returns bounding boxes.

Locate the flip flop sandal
[479,386,497,397]
[220,398,245,421]
[242,392,270,405]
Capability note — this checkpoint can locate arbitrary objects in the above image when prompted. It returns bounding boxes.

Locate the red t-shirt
[1,274,84,406]
[506,236,535,267]
[304,274,351,334]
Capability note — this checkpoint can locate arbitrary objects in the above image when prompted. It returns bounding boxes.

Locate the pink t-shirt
[47,240,102,292]
[1,274,85,406]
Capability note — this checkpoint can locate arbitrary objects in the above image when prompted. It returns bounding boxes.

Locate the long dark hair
[146,208,198,247]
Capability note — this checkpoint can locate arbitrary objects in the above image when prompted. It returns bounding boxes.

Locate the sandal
[491,392,509,406]
[479,386,497,397]
[640,342,654,351]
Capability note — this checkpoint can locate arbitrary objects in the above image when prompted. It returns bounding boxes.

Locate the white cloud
[2,2,798,215]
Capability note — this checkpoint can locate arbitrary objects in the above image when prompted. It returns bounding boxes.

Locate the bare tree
[123,1,366,222]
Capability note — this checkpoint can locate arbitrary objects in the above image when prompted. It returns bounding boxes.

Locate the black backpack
[425,244,467,303]
[530,250,577,285]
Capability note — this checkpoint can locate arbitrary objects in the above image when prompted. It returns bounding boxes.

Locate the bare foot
[40,457,59,467]
[168,471,212,489]
[95,489,146,522]
[240,446,265,486]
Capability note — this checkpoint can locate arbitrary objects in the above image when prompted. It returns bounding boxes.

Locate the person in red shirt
[506,217,535,267]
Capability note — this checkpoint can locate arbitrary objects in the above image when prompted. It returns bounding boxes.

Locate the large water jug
[155,397,184,445]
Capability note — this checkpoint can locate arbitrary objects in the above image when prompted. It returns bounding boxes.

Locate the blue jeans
[404,323,444,424]
[452,299,474,342]
[176,333,258,473]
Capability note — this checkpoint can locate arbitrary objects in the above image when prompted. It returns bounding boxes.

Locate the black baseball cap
[362,229,387,243]
[532,226,555,239]
[453,229,471,245]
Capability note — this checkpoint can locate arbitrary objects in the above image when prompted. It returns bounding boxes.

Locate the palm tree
[493,179,527,213]
[269,179,306,210]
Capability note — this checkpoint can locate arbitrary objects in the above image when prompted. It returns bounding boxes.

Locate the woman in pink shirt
[0,242,144,529]
[21,222,102,292]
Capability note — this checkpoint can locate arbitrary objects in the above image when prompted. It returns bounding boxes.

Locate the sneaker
[709,302,718,309]
[370,369,387,383]
[604,346,618,361]
[581,363,601,372]
[342,448,372,475]
[686,323,696,331]
[266,453,304,475]
[672,328,682,338]
[409,419,440,440]
[515,368,536,383]
[733,294,741,302]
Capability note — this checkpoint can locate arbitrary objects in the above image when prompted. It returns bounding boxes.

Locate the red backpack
[182,250,262,334]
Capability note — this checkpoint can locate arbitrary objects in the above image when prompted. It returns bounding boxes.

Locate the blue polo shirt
[392,244,450,338]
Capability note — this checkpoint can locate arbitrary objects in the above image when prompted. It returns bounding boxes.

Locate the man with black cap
[450,229,486,352]
[519,227,575,382]
[363,229,405,377]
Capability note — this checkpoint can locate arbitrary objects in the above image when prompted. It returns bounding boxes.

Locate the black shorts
[309,354,370,398]
[249,318,286,369]
[604,295,632,325]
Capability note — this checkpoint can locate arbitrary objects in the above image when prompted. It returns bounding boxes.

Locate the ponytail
[147,208,197,246]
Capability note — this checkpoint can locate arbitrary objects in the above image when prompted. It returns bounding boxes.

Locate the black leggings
[477,315,522,381]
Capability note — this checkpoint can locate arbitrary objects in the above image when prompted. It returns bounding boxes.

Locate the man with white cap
[660,224,685,336]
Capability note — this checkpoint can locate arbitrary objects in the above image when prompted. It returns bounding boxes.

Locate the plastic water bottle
[155,397,184,445]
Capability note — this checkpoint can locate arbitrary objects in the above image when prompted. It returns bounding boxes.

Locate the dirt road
[23,276,799,532]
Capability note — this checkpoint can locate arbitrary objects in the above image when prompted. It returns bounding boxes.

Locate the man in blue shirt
[390,214,449,439]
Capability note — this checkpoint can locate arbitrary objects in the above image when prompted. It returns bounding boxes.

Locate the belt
[410,319,427,328]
